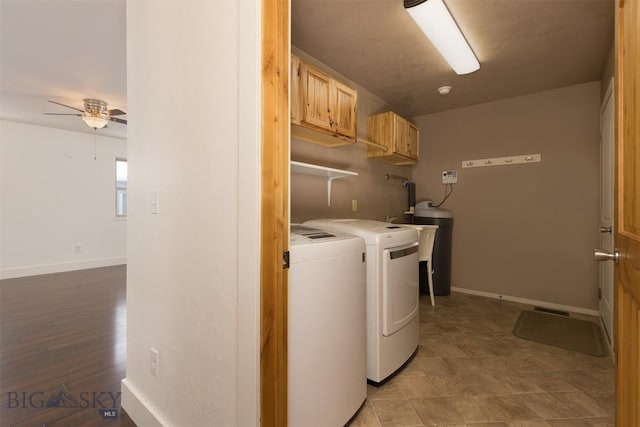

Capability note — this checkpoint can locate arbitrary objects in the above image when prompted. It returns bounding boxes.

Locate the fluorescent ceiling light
[405,0,480,75]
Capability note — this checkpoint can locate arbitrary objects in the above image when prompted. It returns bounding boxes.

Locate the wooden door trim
[261,0,290,426]
[614,0,640,424]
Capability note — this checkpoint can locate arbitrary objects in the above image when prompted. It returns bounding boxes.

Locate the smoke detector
[437,86,452,95]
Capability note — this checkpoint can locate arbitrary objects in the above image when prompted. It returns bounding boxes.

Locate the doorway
[598,77,615,348]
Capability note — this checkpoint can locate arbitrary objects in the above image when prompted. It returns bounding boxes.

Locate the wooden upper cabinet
[290,55,358,147]
[367,111,420,165]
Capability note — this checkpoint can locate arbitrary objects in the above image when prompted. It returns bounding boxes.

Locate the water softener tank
[413,201,453,296]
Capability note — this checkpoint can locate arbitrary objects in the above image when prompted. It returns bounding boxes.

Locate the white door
[382,243,419,337]
[598,78,615,346]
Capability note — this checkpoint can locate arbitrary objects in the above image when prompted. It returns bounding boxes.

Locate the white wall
[0,120,127,278]
[123,0,260,426]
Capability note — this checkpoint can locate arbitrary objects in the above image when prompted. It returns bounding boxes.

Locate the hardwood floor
[0,265,136,426]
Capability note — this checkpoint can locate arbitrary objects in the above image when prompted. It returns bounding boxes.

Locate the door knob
[594,248,619,263]
[599,226,612,233]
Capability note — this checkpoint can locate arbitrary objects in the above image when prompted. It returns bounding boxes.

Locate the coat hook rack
[462,154,541,169]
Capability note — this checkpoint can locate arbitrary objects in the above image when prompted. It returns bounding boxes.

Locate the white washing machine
[289,225,367,426]
[304,219,420,385]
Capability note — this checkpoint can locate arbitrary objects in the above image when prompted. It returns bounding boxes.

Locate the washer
[289,225,367,426]
[304,219,420,384]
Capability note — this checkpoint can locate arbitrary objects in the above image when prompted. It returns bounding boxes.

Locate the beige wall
[291,47,414,223]
[412,82,601,310]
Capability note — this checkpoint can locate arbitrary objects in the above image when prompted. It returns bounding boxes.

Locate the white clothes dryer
[304,219,420,385]
[289,225,367,426]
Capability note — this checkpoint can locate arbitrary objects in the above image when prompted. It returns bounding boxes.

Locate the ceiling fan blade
[43,113,82,116]
[48,100,85,113]
[108,108,126,116]
[108,117,127,125]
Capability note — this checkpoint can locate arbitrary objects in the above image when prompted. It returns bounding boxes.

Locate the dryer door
[382,242,419,337]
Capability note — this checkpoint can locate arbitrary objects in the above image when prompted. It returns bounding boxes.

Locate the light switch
[151,189,160,214]
[352,199,358,212]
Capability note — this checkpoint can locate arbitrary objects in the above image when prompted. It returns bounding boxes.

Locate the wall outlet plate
[442,170,458,184]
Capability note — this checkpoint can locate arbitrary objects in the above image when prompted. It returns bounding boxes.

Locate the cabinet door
[367,112,392,156]
[291,55,302,125]
[301,63,332,132]
[332,80,357,138]
[393,115,418,160]
[405,122,419,159]
[393,115,410,157]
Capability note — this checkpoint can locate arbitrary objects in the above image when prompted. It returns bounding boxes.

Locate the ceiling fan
[44,99,127,129]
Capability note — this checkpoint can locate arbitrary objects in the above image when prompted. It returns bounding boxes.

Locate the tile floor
[349,292,615,427]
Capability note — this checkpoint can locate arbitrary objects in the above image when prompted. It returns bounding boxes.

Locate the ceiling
[292,0,615,118]
[0,0,127,139]
[0,0,614,139]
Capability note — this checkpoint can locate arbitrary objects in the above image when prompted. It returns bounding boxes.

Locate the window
[116,158,128,217]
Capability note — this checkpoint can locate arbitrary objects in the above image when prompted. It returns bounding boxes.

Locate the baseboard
[451,286,600,317]
[121,378,170,427]
[599,317,616,364]
[0,256,127,279]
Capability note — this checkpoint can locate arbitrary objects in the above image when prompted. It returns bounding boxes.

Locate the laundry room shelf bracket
[291,161,358,206]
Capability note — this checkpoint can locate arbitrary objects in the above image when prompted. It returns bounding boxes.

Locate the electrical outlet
[442,170,458,184]
[150,347,159,377]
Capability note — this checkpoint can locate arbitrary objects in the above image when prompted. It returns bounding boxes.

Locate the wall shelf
[291,161,358,206]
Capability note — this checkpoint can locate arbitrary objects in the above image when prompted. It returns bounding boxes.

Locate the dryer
[289,225,367,426]
[304,219,420,384]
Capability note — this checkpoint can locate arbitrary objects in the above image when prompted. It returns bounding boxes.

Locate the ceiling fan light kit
[82,114,109,129]
[404,0,480,75]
